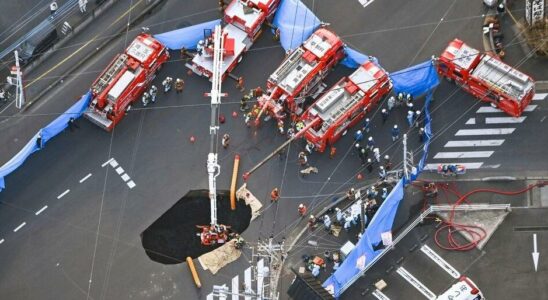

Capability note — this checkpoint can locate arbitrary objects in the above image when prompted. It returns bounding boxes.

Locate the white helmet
[384,155,389,160]
[408,111,413,115]
[382,108,387,113]
[368,136,373,141]
[366,118,370,122]
[198,40,204,45]
[394,124,398,129]
[380,166,384,170]
[299,203,304,208]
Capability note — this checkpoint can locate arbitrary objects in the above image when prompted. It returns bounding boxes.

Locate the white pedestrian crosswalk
[430,94,543,170]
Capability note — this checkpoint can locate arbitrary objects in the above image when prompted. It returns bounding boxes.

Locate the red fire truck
[256,27,345,122]
[436,38,535,117]
[85,33,169,131]
[300,61,392,152]
[186,0,279,81]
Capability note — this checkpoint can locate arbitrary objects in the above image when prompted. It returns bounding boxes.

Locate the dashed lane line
[476,105,537,113]
[127,180,136,189]
[13,222,26,232]
[0,239,4,244]
[444,140,505,147]
[455,128,515,136]
[101,158,114,167]
[533,93,547,101]
[57,189,70,199]
[109,160,119,168]
[396,267,436,300]
[420,244,460,279]
[115,167,124,175]
[434,151,494,159]
[372,289,390,300]
[120,174,130,182]
[35,205,48,216]
[485,116,527,124]
[79,173,92,183]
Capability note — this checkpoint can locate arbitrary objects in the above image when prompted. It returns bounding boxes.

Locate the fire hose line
[433,181,547,251]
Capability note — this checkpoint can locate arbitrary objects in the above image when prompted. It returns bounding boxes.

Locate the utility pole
[8,50,25,109]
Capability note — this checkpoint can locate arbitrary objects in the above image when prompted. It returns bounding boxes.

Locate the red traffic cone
[187,69,193,76]
[357,173,363,180]
[232,111,238,118]
[189,135,196,143]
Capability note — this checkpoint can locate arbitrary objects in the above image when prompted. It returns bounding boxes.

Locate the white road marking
[455,128,515,136]
[120,174,130,182]
[0,239,4,244]
[358,0,375,7]
[445,140,505,147]
[533,93,547,101]
[127,180,136,189]
[396,267,436,299]
[13,222,26,232]
[434,151,494,159]
[57,189,70,199]
[420,244,460,278]
[109,160,119,168]
[485,116,527,124]
[465,118,476,125]
[35,205,48,215]
[101,158,114,167]
[425,162,484,170]
[79,173,92,183]
[476,105,537,113]
[115,167,124,175]
[372,289,390,300]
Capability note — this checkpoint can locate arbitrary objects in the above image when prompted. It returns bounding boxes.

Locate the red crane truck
[300,61,392,152]
[436,38,535,117]
[256,27,346,123]
[186,0,280,81]
[85,33,169,131]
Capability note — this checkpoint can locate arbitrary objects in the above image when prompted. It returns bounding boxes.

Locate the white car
[437,276,483,300]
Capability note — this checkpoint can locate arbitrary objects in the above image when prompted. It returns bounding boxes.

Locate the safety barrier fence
[0,91,91,191]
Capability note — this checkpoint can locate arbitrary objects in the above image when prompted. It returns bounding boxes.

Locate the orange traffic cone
[357,173,363,180]
[232,111,238,118]
[190,135,196,143]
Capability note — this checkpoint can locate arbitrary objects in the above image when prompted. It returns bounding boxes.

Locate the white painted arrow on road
[532,233,539,272]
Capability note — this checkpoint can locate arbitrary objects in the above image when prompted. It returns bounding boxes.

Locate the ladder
[93,54,128,94]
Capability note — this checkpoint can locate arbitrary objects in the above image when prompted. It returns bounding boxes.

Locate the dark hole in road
[140,189,251,264]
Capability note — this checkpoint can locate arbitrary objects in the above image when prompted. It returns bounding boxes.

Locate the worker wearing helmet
[162,77,173,93]
[298,203,307,217]
[367,136,375,150]
[391,124,400,141]
[384,155,392,170]
[197,40,205,56]
[175,78,184,93]
[142,91,150,107]
[379,166,387,181]
[387,96,395,111]
[397,92,404,106]
[270,188,280,203]
[406,93,413,108]
[149,85,158,103]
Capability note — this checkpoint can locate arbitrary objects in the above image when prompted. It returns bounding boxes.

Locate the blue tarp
[0,91,91,191]
[390,60,440,99]
[324,60,438,297]
[154,19,221,50]
[273,0,321,51]
[341,47,375,69]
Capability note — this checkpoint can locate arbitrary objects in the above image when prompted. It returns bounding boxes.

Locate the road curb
[21,0,166,112]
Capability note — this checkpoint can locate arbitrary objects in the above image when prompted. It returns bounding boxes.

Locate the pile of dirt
[141,189,251,264]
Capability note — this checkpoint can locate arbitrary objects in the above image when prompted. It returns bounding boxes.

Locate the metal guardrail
[338,203,511,293]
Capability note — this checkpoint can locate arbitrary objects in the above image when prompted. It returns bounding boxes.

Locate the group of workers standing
[141,77,184,107]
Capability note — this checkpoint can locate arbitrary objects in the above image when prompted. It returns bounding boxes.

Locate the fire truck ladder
[93,54,128,94]
[205,25,226,230]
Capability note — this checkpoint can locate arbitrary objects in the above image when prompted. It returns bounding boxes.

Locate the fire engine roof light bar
[207,25,225,228]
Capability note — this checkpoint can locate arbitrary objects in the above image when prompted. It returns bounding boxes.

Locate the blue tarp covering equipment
[153,19,221,50]
[323,60,438,297]
[0,91,91,191]
[273,0,321,51]
[341,47,375,68]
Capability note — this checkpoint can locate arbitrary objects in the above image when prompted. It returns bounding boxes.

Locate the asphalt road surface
[0,0,546,299]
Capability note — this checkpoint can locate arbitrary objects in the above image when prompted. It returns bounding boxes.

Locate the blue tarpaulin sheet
[154,19,221,50]
[0,91,91,191]
[324,60,438,297]
[341,47,374,68]
[390,60,440,98]
[273,0,320,51]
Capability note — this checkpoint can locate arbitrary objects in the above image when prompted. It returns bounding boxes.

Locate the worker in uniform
[323,215,332,232]
[329,146,336,159]
[308,215,316,230]
[244,112,252,127]
[67,117,79,132]
[419,127,426,143]
[381,108,389,124]
[218,0,226,12]
[381,188,388,200]
[343,213,353,231]
[407,110,415,127]
[50,1,58,15]
[197,40,205,56]
[142,91,151,106]
[373,147,381,163]
[0,88,5,102]
[222,133,230,149]
[496,2,505,15]
[305,142,315,154]
[335,208,343,224]
[162,77,173,93]
[391,124,400,142]
[384,155,392,170]
[379,166,387,181]
[415,110,422,128]
[359,148,368,166]
[387,96,396,111]
[295,121,305,132]
[366,158,373,173]
[240,94,250,111]
[354,143,363,156]
[363,118,371,133]
[286,127,295,139]
[366,136,375,150]
[354,130,363,142]
[277,119,285,134]
[236,76,245,92]
[270,188,280,203]
[406,93,413,108]
[397,92,404,106]
[298,151,308,167]
[149,85,158,103]
[252,86,264,97]
[175,78,184,93]
[347,188,356,201]
[298,203,307,217]
[273,28,281,42]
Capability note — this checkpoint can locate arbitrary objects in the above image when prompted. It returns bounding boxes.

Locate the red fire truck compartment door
[224,37,235,56]
[345,81,359,94]
[303,50,317,63]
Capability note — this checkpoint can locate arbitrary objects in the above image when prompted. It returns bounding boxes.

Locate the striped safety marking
[396,267,436,300]
[444,140,505,147]
[420,244,460,279]
[434,151,494,159]
[476,105,537,113]
[455,128,515,136]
